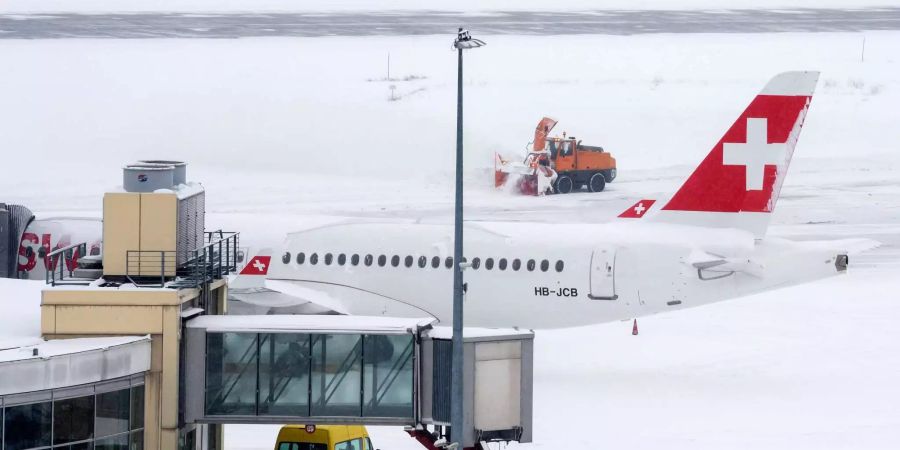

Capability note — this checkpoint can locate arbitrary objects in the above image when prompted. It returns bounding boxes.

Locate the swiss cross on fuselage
[723,118,786,191]
[634,203,646,215]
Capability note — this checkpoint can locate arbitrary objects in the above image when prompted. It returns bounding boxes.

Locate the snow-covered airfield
[2,2,899,448]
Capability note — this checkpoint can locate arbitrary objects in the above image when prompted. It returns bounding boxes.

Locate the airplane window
[405,255,414,268]
[378,255,387,267]
[325,253,333,265]
[310,253,319,265]
[445,257,453,269]
[540,259,549,272]
[527,259,536,271]
[512,259,521,271]
[419,256,427,268]
[485,258,494,270]
[472,258,481,270]
[351,254,360,266]
[555,260,564,272]
[391,255,400,267]
[282,252,291,264]
[338,254,346,266]
[498,258,507,270]
[296,252,305,265]
[431,256,440,268]
[365,254,373,266]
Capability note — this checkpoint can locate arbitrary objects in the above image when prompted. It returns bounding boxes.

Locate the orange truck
[495,117,617,195]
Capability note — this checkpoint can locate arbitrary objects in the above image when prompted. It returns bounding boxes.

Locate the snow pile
[0,278,44,350]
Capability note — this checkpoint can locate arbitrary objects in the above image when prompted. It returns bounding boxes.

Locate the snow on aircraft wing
[229,250,348,315]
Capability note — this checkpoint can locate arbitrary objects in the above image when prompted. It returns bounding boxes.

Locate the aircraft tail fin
[230,249,272,289]
[618,199,656,218]
[651,71,819,238]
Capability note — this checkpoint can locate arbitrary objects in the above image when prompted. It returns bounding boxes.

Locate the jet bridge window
[296,253,305,265]
[282,252,291,264]
[498,258,507,270]
[310,253,319,265]
[325,253,333,265]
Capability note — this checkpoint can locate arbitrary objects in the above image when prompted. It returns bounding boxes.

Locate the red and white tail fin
[619,199,656,218]
[652,71,819,238]
[231,249,272,289]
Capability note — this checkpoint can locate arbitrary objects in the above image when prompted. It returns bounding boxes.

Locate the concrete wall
[42,282,226,450]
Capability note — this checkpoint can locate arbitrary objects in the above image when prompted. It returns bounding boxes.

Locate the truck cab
[275,425,375,450]
[545,137,617,193]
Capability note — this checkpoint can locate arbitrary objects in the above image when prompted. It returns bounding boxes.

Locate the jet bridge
[182,315,533,449]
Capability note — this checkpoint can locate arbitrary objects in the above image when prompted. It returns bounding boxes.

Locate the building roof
[0,278,151,396]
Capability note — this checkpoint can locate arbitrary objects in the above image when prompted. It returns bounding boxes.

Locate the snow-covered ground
[0,30,898,449]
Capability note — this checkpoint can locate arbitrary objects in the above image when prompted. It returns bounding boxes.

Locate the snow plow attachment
[495,153,540,195]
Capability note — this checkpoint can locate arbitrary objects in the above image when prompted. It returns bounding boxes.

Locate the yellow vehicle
[275,425,376,450]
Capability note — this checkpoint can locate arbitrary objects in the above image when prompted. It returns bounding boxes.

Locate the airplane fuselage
[267,220,843,329]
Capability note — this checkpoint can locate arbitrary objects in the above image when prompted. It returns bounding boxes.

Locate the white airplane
[0,203,102,280]
[231,71,853,329]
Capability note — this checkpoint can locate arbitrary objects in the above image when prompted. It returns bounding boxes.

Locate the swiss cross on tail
[240,255,271,275]
[619,199,656,218]
[653,71,819,238]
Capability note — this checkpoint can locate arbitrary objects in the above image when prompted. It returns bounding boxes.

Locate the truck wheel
[588,173,606,192]
[555,176,574,194]
[604,168,616,183]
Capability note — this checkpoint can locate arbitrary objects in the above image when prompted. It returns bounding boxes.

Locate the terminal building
[0,163,533,450]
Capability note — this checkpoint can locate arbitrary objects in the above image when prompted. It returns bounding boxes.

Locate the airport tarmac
[1,8,899,39]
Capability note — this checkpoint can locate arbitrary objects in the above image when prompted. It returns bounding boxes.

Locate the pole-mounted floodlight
[450,26,484,448]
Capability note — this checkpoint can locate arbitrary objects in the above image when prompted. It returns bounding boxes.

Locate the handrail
[45,242,88,286]
[125,231,240,288]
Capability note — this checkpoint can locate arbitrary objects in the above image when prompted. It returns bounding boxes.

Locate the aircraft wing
[228,252,349,315]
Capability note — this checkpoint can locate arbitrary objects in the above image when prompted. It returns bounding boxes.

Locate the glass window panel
[259,333,311,416]
[54,395,95,444]
[335,438,363,450]
[130,386,144,431]
[94,432,128,450]
[4,401,52,450]
[178,429,195,450]
[52,442,93,450]
[363,334,415,418]
[310,334,362,417]
[205,332,259,415]
[96,389,130,438]
[130,430,144,450]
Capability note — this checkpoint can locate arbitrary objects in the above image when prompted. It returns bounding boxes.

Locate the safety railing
[44,242,88,286]
[125,231,240,288]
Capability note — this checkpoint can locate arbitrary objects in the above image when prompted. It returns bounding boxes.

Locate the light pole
[451,27,485,448]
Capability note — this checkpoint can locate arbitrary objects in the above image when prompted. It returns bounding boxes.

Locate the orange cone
[632,319,639,336]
